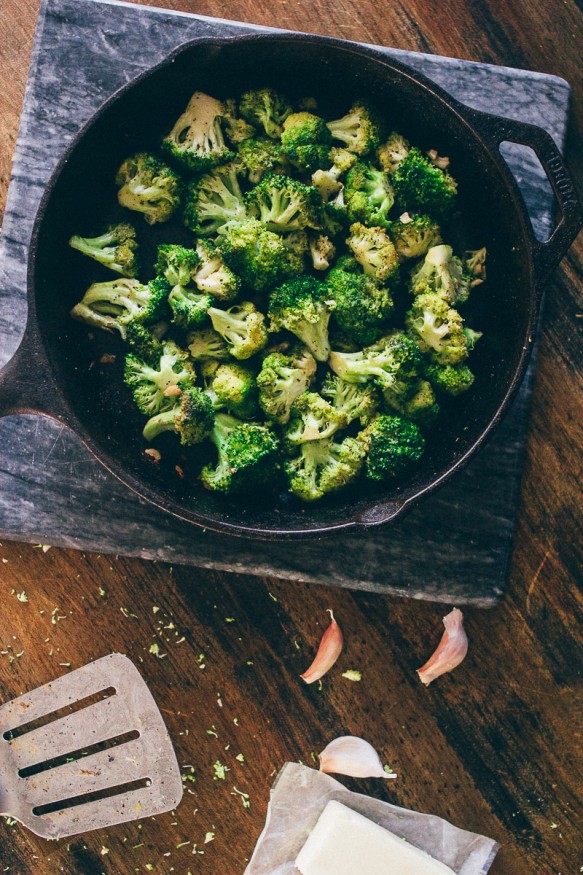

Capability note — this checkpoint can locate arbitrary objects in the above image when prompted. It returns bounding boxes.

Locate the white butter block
[295,800,456,875]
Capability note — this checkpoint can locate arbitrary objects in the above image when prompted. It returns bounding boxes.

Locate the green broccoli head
[116,153,182,225]
[320,373,380,426]
[142,386,215,446]
[280,112,333,172]
[219,219,304,293]
[238,88,294,139]
[237,136,290,184]
[425,362,475,396]
[168,286,214,329]
[359,414,425,481]
[193,240,241,302]
[187,326,231,361]
[344,161,395,229]
[223,98,256,145]
[124,340,197,416]
[326,101,383,156]
[70,277,169,338]
[390,214,442,260]
[346,222,400,284]
[125,321,165,365]
[256,346,317,424]
[410,244,469,303]
[405,291,469,365]
[284,435,365,501]
[200,413,281,494]
[326,257,394,346]
[183,161,246,236]
[285,391,348,445]
[392,147,457,218]
[208,301,268,360]
[155,244,200,289]
[245,173,323,233]
[162,91,234,172]
[268,275,335,362]
[69,223,139,277]
[329,331,422,391]
[281,229,310,265]
[203,361,258,419]
[383,378,440,429]
[377,132,410,173]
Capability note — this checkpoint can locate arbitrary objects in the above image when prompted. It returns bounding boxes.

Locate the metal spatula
[0,653,183,838]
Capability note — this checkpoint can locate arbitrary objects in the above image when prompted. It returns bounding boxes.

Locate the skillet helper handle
[464,108,582,288]
[0,326,69,422]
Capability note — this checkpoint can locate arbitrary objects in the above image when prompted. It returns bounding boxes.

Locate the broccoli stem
[142,408,177,442]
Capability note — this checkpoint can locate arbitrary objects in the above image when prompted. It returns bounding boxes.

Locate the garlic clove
[417,607,468,685]
[319,736,396,779]
[300,610,343,684]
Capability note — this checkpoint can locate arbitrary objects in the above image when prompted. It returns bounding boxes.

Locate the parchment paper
[245,764,499,875]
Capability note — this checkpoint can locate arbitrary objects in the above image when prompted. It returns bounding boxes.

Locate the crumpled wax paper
[245,763,499,875]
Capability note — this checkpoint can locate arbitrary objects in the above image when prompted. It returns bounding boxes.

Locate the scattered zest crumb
[341,670,362,681]
[144,448,161,462]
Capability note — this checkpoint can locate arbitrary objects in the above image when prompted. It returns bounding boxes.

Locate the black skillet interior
[31,36,535,537]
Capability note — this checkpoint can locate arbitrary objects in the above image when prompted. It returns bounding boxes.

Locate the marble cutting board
[0,0,572,606]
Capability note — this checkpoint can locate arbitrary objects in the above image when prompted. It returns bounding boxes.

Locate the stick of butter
[295,800,457,875]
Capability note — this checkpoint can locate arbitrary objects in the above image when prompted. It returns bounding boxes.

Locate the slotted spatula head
[0,653,183,839]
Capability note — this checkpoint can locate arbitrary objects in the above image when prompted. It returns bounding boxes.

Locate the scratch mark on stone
[525,548,551,615]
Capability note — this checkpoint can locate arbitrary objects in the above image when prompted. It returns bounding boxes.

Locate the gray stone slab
[0,0,572,605]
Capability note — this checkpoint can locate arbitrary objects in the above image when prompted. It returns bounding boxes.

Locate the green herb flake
[341,670,362,681]
[213,760,229,781]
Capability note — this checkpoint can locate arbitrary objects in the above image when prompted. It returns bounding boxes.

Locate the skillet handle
[0,325,70,422]
[464,108,582,287]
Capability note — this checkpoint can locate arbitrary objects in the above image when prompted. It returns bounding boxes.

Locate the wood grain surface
[0,1,581,874]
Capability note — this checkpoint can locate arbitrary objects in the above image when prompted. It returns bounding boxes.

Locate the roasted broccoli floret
[377,132,410,174]
[382,378,440,428]
[142,386,215,445]
[320,373,380,426]
[237,136,289,183]
[124,341,196,416]
[329,331,421,391]
[344,161,395,229]
[392,147,457,218]
[125,321,165,365]
[245,174,322,233]
[183,162,246,236]
[155,244,200,289]
[285,391,347,444]
[202,360,258,418]
[410,244,470,303]
[208,301,268,360]
[285,435,365,501]
[346,222,399,283]
[464,247,487,284]
[256,347,317,424]
[268,276,335,362]
[239,88,294,139]
[223,98,256,145]
[168,287,214,329]
[425,362,475,396]
[311,147,357,202]
[326,101,382,155]
[281,229,310,264]
[187,326,231,361]
[326,257,394,346]
[69,223,139,277]
[309,234,336,271]
[405,292,469,365]
[116,153,182,225]
[280,112,333,172]
[359,414,425,480]
[192,240,241,301]
[162,91,234,172]
[70,277,169,338]
[390,214,442,260]
[219,219,303,293]
[154,244,214,328]
[200,413,281,494]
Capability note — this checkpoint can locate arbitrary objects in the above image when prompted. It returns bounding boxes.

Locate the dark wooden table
[1,1,581,873]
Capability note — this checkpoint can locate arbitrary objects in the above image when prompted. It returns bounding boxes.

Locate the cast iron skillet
[0,33,580,539]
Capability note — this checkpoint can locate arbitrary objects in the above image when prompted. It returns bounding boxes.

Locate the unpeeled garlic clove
[300,610,343,684]
[417,607,468,685]
[319,736,396,779]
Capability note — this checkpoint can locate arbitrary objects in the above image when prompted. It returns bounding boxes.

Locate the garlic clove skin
[300,610,343,685]
[417,607,468,686]
[319,736,396,779]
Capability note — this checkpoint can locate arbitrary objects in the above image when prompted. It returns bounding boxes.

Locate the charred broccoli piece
[187,326,231,362]
[382,378,440,428]
[69,223,139,277]
[268,276,335,362]
[239,88,294,139]
[329,331,422,391]
[208,301,268,360]
[285,392,347,444]
[392,147,457,218]
[162,91,234,172]
[390,214,442,260]
[346,222,399,283]
[124,340,196,416]
[256,346,317,424]
[280,112,333,172]
[410,244,470,303]
[326,257,394,346]
[377,132,410,174]
[193,240,241,301]
[237,136,289,183]
[359,414,425,481]
[405,292,471,365]
[201,360,258,419]
[425,362,475,396]
[309,234,336,271]
[142,386,215,445]
[116,153,182,225]
[219,219,303,293]
[285,435,365,501]
[200,413,281,494]
[245,174,323,233]
[344,161,395,229]
[326,101,383,156]
[464,247,487,285]
[320,373,380,426]
[70,277,169,338]
[183,161,246,236]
